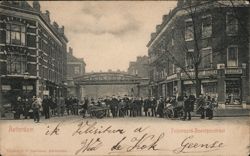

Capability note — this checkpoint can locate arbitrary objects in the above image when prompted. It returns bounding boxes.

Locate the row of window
[152,45,238,80]
[184,13,238,41]
[185,46,238,69]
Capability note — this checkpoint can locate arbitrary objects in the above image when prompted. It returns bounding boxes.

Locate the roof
[0,1,68,43]
[67,52,86,65]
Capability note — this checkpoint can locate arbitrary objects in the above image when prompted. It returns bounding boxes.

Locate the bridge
[73,72,149,99]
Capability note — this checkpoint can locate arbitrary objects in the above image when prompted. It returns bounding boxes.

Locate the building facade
[0,1,68,107]
[147,0,250,108]
[127,55,149,78]
[127,55,150,96]
[67,47,86,97]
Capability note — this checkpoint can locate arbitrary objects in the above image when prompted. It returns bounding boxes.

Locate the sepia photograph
[0,0,249,156]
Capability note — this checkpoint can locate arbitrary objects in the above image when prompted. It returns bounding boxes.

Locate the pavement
[0,114,249,123]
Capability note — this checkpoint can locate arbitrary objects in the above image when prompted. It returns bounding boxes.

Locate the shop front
[1,77,36,104]
[225,78,241,105]
[183,80,196,96]
[182,79,217,98]
[201,80,218,98]
[1,77,36,118]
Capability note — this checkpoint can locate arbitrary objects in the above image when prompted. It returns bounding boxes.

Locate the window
[201,47,212,69]
[227,46,238,67]
[173,64,176,74]
[226,13,238,35]
[134,69,138,75]
[7,54,27,74]
[185,20,193,41]
[6,23,26,45]
[202,15,212,38]
[74,66,80,75]
[171,27,175,46]
[185,49,194,69]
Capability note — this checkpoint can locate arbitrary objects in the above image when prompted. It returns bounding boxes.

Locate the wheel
[95,110,106,119]
[178,111,184,120]
[164,108,174,119]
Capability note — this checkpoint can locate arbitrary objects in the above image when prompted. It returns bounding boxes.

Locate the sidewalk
[192,108,250,117]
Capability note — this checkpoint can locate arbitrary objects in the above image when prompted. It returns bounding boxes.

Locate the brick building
[127,55,150,96]
[0,1,68,106]
[67,47,86,97]
[127,55,149,78]
[147,0,250,108]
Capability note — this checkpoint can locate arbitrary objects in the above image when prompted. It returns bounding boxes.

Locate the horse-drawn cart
[87,105,109,119]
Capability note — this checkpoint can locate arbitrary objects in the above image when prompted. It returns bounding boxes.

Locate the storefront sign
[167,74,177,80]
[22,85,34,91]
[43,90,50,95]
[2,85,11,91]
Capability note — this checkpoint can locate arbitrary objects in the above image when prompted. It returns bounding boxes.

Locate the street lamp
[23,71,29,97]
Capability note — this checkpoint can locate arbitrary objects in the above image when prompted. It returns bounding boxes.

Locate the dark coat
[143,99,151,111]
[110,98,118,109]
[157,100,164,114]
[42,98,50,109]
[184,99,193,112]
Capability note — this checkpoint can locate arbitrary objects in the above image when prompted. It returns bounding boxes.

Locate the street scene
[0,1,250,156]
[0,1,250,122]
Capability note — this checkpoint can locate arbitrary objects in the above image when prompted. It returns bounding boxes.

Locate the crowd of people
[11,94,218,123]
[11,95,78,123]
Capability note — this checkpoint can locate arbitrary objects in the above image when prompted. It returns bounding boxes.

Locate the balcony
[225,68,242,75]
[166,73,178,80]
[181,69,217,79]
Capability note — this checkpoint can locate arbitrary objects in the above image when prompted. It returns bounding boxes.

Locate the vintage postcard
[0,1,249,156]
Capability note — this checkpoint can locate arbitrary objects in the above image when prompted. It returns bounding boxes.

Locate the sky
[38,1,177,72]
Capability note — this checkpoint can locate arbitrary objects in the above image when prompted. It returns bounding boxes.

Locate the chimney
[156,25,161,32]
[33,1,40,11]
[45,10,50,23]
[60,25,65,34]
[162,15,168,21]
[53,21,59,30]
[69,47,73,55]
[151,33,156,39]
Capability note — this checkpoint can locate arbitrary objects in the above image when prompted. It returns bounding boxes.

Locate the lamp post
[23,71,29,98]
[63,82,68,97]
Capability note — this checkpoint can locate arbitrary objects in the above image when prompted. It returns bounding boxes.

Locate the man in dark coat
[151,97,157,117]
[182,95,195,120]
[65,97,71,115]
[73,97,79,115]
[137,97,143,116]
[205,96,215,120]
[143,97,150,117]
[13,96,22,119]
[42,95,50,119]
[104,96,111,117]
[23,98,30,119]
[157,97,164,118]
[123,95,129,116]
[196,94,206,119]
[110,96,118,117]
[82,97,89,118]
